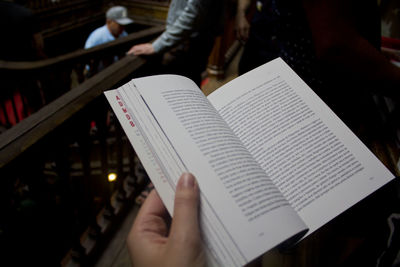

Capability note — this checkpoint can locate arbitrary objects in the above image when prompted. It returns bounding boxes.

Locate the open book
[105,58,394,267]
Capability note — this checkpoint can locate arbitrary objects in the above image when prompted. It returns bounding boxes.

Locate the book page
[105,75,308,266]
[208,58,395,235]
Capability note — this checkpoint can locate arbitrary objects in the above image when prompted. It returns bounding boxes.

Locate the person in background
[235,0,273,75]
[235,0,400,134]
[127,0,225,87]
[127,0,225,206]
[85,5,133,49]
[84,5,134,76]
[126,173,206,267]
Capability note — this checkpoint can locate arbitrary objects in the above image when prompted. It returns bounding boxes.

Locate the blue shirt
[84,25,127,49]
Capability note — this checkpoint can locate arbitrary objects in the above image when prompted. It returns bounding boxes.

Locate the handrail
[0,54,146,168]
[29,0,98,12]
[0,25,164,71]
[0,8,158,266]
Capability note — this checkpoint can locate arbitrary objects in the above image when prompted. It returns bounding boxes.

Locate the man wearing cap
[85,6,133,49]
[84,6,133,76]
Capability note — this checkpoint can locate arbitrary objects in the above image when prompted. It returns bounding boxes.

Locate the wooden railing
[0,26,163,266]
[0,25,164,128]
[27,0,107,42]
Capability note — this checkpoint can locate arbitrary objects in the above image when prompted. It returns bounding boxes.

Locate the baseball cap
[106,6,134,25]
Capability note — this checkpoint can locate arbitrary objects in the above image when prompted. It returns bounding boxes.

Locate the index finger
[130,189,170,239]
[137,189,167,220]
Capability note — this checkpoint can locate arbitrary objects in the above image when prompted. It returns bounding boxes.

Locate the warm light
[108,173,117,182]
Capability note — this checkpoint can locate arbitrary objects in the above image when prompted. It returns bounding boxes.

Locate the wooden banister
[0,25,164,72]
[0,7,161,266]
[0,54,147,168]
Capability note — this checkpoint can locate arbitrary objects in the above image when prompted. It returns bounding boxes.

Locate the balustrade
[0,25,163,128]
[0,26,163,266]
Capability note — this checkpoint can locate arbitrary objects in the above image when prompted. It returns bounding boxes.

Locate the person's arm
[127,173,205,267]
[128,0,211,55]
[84,31,97,49]
[235,0,252,41]
[302,0,400,99]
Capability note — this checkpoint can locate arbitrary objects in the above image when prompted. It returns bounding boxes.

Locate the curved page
[105,74,307,267]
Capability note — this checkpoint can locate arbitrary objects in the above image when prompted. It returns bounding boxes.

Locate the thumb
[169,173,201,246]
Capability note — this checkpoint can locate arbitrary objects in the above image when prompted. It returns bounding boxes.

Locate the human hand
[235,13,250,41]
[127,173,205,267]
[127,43,155,56]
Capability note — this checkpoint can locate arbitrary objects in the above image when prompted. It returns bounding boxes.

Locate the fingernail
[181,173,195,189]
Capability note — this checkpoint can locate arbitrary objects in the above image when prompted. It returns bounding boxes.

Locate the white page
[208,58,395,235]
[105,74,308,266]
[105,84,177,212]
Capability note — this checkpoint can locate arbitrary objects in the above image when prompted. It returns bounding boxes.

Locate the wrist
[237,10,247,17]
